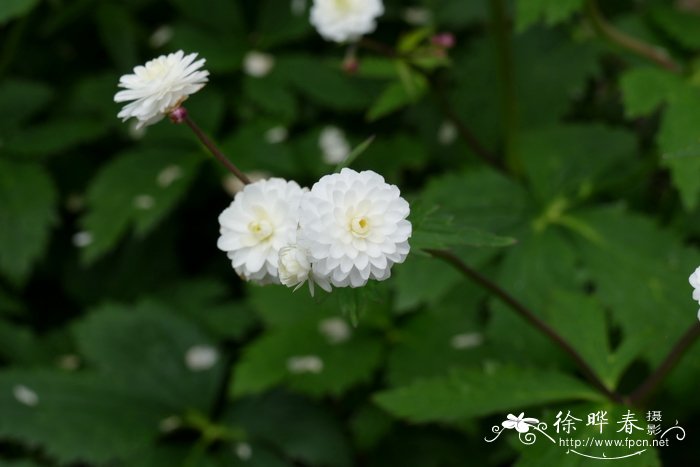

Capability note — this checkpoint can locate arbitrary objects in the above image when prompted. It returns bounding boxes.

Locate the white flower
[319,126,351,164]
[279,244,332,295]
[185,345,219,371]
[299,168,411,288]
[318,317,351,344]
[502,413,539,433]
[114,50,209,129]
[310,0,384,43]
[689,266,700,304]
[218,178,305,284]
[287,355,324,374]
[243,51,275,77]
[13,384,39,407]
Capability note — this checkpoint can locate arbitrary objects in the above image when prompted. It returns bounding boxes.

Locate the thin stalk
[181,112,250,185]
[585,0,681,73]
[629,322,700,406]
[489,0,520,174]
[426,248,623,404]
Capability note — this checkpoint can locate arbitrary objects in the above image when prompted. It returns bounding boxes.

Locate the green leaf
[95,3,137,70]
[0,159,56,284]
[367,70,428,121]
[224,391,352,467]
[520,124,636,203]
[4,119,109,158]
[574,206,700,365]
[232,325,383,397]
[516,0,584,32]
[80,147,201,263]
[410,203,517,250]
[658,85,700,210]
[650,6,700,50]
[334,135,375,172]
[0,369,170,464]
[374,366,603,423]
[619,67,682,118]
[73,301,224,413]
[0,80,52,132]
[0,0,39,25]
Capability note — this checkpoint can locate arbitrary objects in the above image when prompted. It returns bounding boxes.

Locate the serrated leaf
[81,147,200,263]
[658,85,700,210]
[516,0,584,32]
[0,369,170,464]
[619,67,682,118]
[73,301,224,413]
[232,308,382,396]
[374,366,603,423]
[224,391,352,467]
[0,159,56,284]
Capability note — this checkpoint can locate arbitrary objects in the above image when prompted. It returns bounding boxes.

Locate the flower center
[144,59,169,80]
[350,216,370,237]
[248,219,273,240]
[332,0,354,12]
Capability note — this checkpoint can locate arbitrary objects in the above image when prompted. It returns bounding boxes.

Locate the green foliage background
[0,0,699,465]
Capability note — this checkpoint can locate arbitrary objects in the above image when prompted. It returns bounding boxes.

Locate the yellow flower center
[249,219,273,240]
[333,0,353,12]
[350,216,370,237]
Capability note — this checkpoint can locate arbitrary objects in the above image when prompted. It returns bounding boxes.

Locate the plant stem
[426,248,623,404]
[182,112,251,185]
[431,76,504,170]
[489,0,520,174]
[585,0,681,73]
[629,322,700,406]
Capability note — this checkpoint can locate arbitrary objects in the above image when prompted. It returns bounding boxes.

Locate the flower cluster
[689,267,700,321]
[217,168,411,295]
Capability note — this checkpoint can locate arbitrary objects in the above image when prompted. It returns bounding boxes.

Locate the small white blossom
[265,126,288,144]
[299,168,411,288]
[310,0,384,43]
[278,244,332,295]
[157,165,183,187]
[319,126,350,164]
[402,7,432,25]
[185,345,219,371]
[437,121,457,145]
[319,317,351,344]
[114,50,209,129]
[149,25,174,48]
[287,355,324,374]
[218,178,305,284]
[72,231,93,248]
[243,51,275,78]
[133,194,155,210]
[13,385,39,407]
[450,332,483,350]
[690,266,700,304]
[56,354,81,370]
[291,0,307,16]
[235,442,253,460]
[159,415,182,433]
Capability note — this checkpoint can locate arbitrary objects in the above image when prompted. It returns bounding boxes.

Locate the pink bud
[431,33,456,49]
[168,106,188,124]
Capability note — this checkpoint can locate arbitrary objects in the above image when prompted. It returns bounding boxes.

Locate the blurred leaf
[574,206,700,365]
[170,24,246,73]
[224,391,352,467]
[520,124,636,203]
[619,67,682,118]
[4,119,109,158]
[80,147,201,263]
[277,55,373,111]
[95,3,137,70]
[516,0,584,32]
[334,134,375,172]
[0,369,169,464]
[0,159,56,284]
[0,0,39,25]
[232,324,382,397]
[74,301,224,413]
[658,85,700,210]
[374,366,603,423]
[168,0,244,34]
[650,6,700,50]
[0,80,52,132]
[243,75,297,123]
[367,69,428,121]
[256,0,313,48]
[393,254,462,311]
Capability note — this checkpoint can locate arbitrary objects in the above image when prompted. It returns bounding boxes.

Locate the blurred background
[1,0,700,465]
